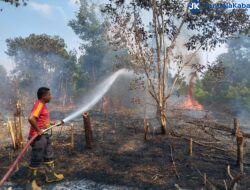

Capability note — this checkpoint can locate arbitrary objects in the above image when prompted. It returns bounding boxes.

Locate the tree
[103,0,250,134]
[0,0,28,12]
[69,0,121,85]
[0,0,28,7]
[194,35,250,115]
[6,34,78,104]
[50,50,79,105]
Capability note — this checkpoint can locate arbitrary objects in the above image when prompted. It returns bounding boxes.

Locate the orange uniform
[28,100,50,138]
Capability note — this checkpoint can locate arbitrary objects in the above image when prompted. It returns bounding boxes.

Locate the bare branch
[166,45,202,100]
[169,144,180,179]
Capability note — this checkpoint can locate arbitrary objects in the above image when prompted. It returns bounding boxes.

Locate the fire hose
[0,70,127,187]
[0,121,64,187]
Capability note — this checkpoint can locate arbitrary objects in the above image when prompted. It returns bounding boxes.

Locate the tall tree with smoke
[69,0,122,85]
[103,0,250,134]
[6,34,78,105]
[195,35,250,115]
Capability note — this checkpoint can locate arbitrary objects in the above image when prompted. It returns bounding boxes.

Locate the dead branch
[176,135,235,153]
[224,180,228,190]
[227,165,245,190]
[193,164,216,190]
[204,173,207,186]
[174,184,191,190]
[200,153,232,161]
[193,139,232,153]
[187,119,250,139]
[227,166,234,180]
[166,50,202,100]
[169,144,180,179]
[152,174,163,181]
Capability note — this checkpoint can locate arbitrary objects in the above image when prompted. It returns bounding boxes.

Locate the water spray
[0,69,129,187]
[63,69,129,123]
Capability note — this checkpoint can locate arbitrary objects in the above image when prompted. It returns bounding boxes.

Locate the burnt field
[0,110,250,190]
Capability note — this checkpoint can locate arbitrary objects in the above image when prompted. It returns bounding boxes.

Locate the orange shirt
[28,100,50,138]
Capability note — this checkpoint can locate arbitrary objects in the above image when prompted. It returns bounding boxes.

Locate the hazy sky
[0,0,248,73]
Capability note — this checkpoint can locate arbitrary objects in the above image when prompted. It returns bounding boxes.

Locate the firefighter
[28,87,64,190]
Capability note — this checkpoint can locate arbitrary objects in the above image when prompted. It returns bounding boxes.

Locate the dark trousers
[30,135,54,167]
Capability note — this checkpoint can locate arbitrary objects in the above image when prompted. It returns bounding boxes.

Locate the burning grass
[176,72,203,111]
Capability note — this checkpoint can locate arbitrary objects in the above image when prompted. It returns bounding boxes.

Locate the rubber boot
[28,167,42,190]
[44,161,64,183]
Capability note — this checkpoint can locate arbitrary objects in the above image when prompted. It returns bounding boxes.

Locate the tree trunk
[157,103,167,135]
[160,107,167,134]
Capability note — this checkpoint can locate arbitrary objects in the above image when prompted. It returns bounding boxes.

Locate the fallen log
[186,119,250,138]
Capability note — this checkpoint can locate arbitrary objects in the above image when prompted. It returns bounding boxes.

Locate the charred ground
[0,110,250,190]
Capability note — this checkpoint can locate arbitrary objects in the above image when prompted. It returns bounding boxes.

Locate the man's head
[37,87,51,103]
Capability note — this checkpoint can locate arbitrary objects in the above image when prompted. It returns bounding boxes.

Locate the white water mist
[63,69,129,123]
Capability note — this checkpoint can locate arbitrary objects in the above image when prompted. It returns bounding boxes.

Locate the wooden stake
[8,120,16,149]
[83,112,93,149]
[14,115,18,147]
[236,132,244,173]
[233,118,240,136]
[13,100,23,148]
[70,123,74,149]
[204,173,207,186]
[188,138,193,156]
[144,119,149,140]
[18,114,23,148]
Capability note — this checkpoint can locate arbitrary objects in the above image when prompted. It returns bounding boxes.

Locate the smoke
[63,69,131,123]
[2,46,79,115]
[112,72,157,119]
[227,99,250,132]
[61,67,158,123]
[4,34,134,119]
[0,65,15,116]
[0,57,14,73]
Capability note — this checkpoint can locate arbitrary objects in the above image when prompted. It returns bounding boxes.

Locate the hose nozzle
[55,120,64,126]
[60,120,64,125]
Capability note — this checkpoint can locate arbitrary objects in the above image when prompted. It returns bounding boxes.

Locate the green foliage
[0,0,28,7]
[69,0,126,85]
[104,0,250,51]
[194,35,250,113]
[175,76,188,96]
[102,0,249,122]
[68,0,107,43]
[6,34,78,103]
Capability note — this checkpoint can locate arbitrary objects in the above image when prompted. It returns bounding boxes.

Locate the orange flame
[176,72,203,111]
